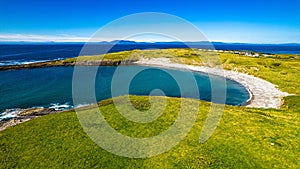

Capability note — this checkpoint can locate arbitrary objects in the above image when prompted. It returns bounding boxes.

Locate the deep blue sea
[0,43,299,120]
[1,43,299,66]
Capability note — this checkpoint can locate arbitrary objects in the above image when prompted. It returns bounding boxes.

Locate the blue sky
[0,0,300,43]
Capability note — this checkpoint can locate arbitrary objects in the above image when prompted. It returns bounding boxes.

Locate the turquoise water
[0,66,250,115]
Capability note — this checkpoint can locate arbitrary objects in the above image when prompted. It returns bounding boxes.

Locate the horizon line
[1,33,299,44]
[0,40,300,45]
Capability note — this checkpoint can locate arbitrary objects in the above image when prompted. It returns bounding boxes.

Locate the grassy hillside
[0,96,299,168]
[0,49,299,168]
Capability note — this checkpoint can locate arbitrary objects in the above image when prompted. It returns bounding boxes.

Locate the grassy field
[0,49,299,168]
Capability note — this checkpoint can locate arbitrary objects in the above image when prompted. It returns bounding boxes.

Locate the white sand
[135,58,290,109]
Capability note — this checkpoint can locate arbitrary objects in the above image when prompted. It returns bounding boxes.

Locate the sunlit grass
[1,49,299,168]
[0,96,299,168]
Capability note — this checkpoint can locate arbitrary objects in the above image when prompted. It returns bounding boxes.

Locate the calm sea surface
[0,66,249,114]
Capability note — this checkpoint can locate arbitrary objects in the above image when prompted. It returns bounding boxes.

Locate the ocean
[0,66,249,120]
[1,43,299,66]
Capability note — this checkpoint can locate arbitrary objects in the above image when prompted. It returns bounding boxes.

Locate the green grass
[0,49,299,168]
[65,48,212,66]
[1,96,299,168]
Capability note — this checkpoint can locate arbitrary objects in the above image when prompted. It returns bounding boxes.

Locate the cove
[0,66,250,112]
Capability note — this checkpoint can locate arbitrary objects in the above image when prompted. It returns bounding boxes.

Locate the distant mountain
[96,40,300,46]
[109,40,138,44]
[94,40,215,46]
[1,40,300,46]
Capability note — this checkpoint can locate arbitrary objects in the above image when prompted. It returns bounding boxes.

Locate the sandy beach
[135,58,290,109]
[0,57,292,131]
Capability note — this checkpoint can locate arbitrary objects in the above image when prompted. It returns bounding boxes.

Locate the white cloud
[0,33,90,42]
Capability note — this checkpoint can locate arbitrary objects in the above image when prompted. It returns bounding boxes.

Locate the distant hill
[1,40,300,46]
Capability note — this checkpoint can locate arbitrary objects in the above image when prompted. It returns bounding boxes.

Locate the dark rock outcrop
[18,108,56,116]
[0,59,138,71]
[0,108,60,131]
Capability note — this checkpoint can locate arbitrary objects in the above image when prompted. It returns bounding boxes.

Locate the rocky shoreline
[0,59,138,71]
[0,60,74,71]
[0,108,61,131]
